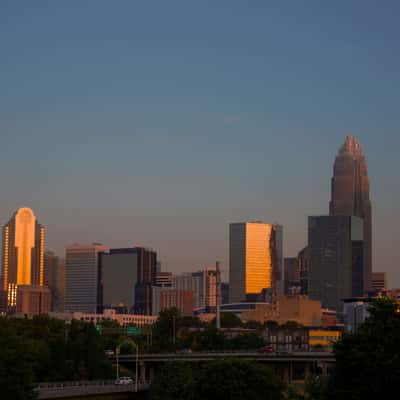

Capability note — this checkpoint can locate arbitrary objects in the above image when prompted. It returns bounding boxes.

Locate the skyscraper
[44,251,65,312]
[65,243,106,313]
[308,215,364,313]
[229,222,283,303]
[330,135,372,293]
[284,257,300,295]
[134,247,157,315]
[297,246,310,296]
[99,248,139,313]
[1,207,45,312]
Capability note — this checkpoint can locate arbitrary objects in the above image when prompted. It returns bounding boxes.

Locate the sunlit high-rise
[0,207,46,312]
[229,222,283,303]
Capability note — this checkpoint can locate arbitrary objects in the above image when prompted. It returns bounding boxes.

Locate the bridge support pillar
[282,364,291,384]
[321,363,328,377]
[304,363,312,381]
[149,365,155,383]
[139,363,147,383]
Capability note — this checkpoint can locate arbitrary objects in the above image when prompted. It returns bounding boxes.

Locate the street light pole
[135,344,139,392]
[172,315,176,346]
[116,345,120,380]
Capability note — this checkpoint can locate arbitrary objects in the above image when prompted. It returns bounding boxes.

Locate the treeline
[151,312,265,352]
[0,316,113,399]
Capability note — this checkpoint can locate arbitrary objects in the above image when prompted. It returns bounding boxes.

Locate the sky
[1,1,399,284]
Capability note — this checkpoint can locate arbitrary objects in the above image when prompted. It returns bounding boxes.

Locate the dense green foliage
[327,297,400,400]
[150,359,283,400]
[150,308,266,352]
[0,316,113,399]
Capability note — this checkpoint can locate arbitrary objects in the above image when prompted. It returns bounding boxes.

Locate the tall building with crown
[329,135,372,293]
[0,207,47,314]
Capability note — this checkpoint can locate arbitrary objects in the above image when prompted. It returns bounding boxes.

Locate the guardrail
[35,381,150,399]
[37,380,117,389]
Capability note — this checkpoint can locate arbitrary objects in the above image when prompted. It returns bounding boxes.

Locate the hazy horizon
[1,2,399,285]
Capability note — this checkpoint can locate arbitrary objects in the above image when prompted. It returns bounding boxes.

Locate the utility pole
[116,345,120,380]
[172,315,176,346]
[216,261,221,330]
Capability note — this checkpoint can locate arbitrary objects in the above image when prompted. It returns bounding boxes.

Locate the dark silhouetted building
[330,135,372,294]
[221,282,229,305]
[297,246,309,295]
[284,257,300,295]
[308,215,364,314]
[134,247,157,315]
[44,251,65,312]
[99,248,139,313]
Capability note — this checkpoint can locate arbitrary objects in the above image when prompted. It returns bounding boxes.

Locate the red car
[257,346,274,354]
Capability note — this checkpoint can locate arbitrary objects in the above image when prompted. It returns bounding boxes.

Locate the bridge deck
[116,351,335,363]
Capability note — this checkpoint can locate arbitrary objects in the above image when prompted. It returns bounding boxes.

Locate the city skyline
[0,133,392,286]
[1,2,399,285]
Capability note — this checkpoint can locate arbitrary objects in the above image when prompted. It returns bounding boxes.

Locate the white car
[115,377,134,385]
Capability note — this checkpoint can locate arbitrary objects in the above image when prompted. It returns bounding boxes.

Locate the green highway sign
[126,327,141,336]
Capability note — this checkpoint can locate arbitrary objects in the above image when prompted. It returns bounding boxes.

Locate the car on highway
[178,348,193,354]
[257,345,274,354]
[115,376,134,385]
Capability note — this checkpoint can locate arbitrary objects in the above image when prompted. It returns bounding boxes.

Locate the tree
[213,312,242,328]
[281,320,303,328]
[150,360,283,400]
[328,298,400,399]
[197,360,283,400]
[0,335,37,400]
[265,320,279,329]
[151,308,181,352]
[150,362,196,400]
[227,333,266,350]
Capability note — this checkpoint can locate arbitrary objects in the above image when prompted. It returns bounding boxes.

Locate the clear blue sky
[1,1,399,285]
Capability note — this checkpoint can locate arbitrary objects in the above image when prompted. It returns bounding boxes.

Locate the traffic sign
[126,327,141,336]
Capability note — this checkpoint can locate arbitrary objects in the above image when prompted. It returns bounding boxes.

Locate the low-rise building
[308,329,341,349]
[265,326,309,352]
[50,308,157,327]
[240,296,321,326]
[265,326,341,352]
[278,295,321,326]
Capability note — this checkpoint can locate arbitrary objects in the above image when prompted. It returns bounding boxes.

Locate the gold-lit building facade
[1,207,45,311]
[229,222,283,303]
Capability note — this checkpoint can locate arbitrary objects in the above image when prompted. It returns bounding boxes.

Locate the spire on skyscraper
[339,135,364,157]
